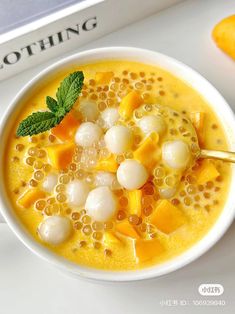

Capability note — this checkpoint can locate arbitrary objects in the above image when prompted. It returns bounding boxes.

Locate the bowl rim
[0,46,235,282]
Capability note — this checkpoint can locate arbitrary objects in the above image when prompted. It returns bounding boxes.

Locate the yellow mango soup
[4,60,231,271]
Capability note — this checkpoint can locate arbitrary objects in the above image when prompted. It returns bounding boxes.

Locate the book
[0,0,183,81]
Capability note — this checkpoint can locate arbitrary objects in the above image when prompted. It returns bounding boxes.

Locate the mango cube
[133,132,159,169]
[196,160,220,185]
[46,142,75,170]
[95,71,114,84]
[95,154,118,173]
[17,189,46,209]
[103,231,121,246]
[190,112,205,145]
[119,90,144,119]
[116,220,140,239]
[150,200,186,234]
[135,239,164,262]
[128,190,142,216]
[51,111,80,141]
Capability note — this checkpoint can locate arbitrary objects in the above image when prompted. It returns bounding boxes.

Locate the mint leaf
[56,71,84,113]
[16,112,60,136]
[46,96,58,113]
[16,71,84,137]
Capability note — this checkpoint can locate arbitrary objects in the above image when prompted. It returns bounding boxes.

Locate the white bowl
[0,47,235,282]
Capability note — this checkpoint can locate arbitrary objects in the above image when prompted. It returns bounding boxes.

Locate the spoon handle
[200,149,235,163]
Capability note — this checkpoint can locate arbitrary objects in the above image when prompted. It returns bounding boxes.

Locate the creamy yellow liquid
[4,60,231,270]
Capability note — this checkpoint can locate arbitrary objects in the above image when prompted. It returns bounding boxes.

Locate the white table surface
[0,0,235,313]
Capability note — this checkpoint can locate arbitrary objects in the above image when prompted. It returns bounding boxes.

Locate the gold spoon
[143,104,235,164]
[182,109,235,164]
[198,149,235,163]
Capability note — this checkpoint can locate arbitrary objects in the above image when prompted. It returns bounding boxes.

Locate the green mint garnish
[46,96,59,113]
[16,71,84,137]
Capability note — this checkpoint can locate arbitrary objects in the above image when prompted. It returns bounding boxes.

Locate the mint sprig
[16,71,84,137]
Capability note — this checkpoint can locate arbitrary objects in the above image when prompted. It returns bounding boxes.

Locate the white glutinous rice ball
[104,125,132,154]
[162,140,190,169]
[85,186,116,221]
[66,180,90,207]
[159,187,177,199]
[75,122,102,147]
[94,171,115,188]
[42,173,57,193]
[138,115,166,136]
[117,159,148,190]
[38,216,71,245]
[79,100,99,121]
[101,108,119,129]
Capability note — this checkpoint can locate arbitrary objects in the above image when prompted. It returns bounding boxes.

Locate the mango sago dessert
[5,60,231,270]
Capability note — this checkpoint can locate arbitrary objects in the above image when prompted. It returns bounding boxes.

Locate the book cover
[0,0,183,81]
